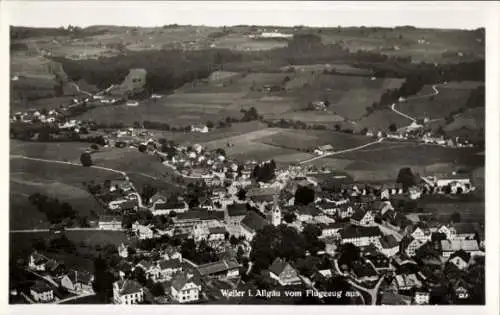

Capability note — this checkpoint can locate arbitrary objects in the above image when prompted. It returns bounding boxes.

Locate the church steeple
[271,194,281,226]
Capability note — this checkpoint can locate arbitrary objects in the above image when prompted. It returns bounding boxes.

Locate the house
[173,209,225,231]
[170,272,202,303]
[151,201,188,216]
[408,225,431,243]
[208,226,227,242]
[30,282,54,303]
[60,270,94,293]
[414,290,430,305]
[392,273,422,292]
[136,260,161,281]
[320,222,344,239]
[440,239,483,258]
[314,144,334,156]
[113,279,144,304]
[316,200,338,215]
[453,279,471,300]
[98,215,122,230]
[339,225,382,247]
[295,204,322,222]
[350,210,374,226]
[337,204,355,219]
[379,235,400,257]
[158,258,183,279]
[197,259,240,279]
[28,251,50,271]
[399,236,425,257]
[350,261,378,282]
[191,124,209,133]
[240,211,269,241]
[118,243,129,258]
[448,250,471,270]
[132,222,155,240]
[225,202,249,235]
[449,222,480,240]
[268,258,301,286]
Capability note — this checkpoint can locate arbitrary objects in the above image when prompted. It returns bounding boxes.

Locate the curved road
[390,84,440,123]
[346,275,386,305]
[299,138,384,165]
[70,82,92,97]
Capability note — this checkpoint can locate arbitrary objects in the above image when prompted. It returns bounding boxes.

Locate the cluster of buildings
[25,251,95,303]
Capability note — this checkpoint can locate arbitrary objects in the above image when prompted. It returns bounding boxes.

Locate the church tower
[271,195,281,227]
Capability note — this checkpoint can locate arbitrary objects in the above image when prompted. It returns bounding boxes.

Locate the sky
[2,1,491,30]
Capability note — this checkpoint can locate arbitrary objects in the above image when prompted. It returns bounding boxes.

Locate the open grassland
[422,201,485,224]
[396,82,482,120]
[257,129,372,151]
[332,142,484,166]
[289,74,405,120]
[357,109,413,131]
[278,110,344,123]
[445,107,484,131]
[10,140,93,162]
[150,121,268,144]
[10,158,114,229]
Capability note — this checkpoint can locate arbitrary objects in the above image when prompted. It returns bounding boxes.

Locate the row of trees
[251,160,277,183]
[28,193,78,225]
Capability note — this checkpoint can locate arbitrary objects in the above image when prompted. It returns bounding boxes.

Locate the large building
[113,279,144,304]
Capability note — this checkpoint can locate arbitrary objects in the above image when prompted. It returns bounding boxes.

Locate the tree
[389,123,397,132]
[93,255,114,303]
[236,246,245,263]
[337,243,361,269]
[283,212,296,223]
[450,212,461,223]
[396,167,418,191]
[138,144,147,153]
[90,144,99,151]
[229,235,239,246]
[215,148,226,157]
[302,224,325,255]
[294,186,315,205]
[206,120,214,129]
[141,184,157,203]
[80,151,92,167]
[133,266,147,285]
[236,189,246,201]
[334,124,341,132]
[431,232,447,242]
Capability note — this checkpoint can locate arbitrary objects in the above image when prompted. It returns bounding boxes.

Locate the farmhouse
[197,259,240,280]
[440,239,483,258]
[339,225,382,247]
[350,210,375,226]
[268,258,301,286]
[240,211,269,241]
[191,124,209,133]
[98,215,123,230]
[60,270,94,293]
[132,222,155,240]
[135,260,161,281]
[30,282,54,303]
[158,258,183,279]
[400,236,426,257]
[113,279,144,304]
[151,201,189,216]
[173,209,225,231]
[448,250,471,270]
[392,274,422,292]
[170,272,202,304]
[379,235,400,257]
[314,144,334,156]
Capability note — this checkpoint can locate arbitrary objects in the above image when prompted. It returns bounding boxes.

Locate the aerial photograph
[8,2,486,306]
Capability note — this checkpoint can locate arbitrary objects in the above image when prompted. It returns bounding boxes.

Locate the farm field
[445,107,484,132]
[10,140,93,161]
[257,129,372,151]
[422,201,485,224]
[396,82,482,120]
[10,157,117,229]
[288,74,405,120]
[332,142,484,167]
[279,110,344,123]
[357,109,416,131]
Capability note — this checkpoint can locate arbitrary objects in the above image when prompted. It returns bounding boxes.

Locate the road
[390,84,441,123]
[299,138,384,165]
[56,292,95,304]
[346,275,386,305]
[10,155,145,208]
[69,82,92,97]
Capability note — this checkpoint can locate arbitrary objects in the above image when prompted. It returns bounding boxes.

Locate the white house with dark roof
[30,282,54,303]
[339,225,382,247]
[158,258,183,279]
[350,210,375,226]
[441,239,483,258]
[151,201,188,216]
[98,215,123,230]
[60,270,94,293]
[240,211,269,241]
[170,272,202,303]
[132,222,155,240]
[268,258,301,286]
[113,279,144,304]
[448,250,471,270]
[135,260,161,281]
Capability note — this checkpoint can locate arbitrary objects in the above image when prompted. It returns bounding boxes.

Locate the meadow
[396,82,482,120]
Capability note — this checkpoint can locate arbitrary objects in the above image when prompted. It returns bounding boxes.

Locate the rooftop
[269,258,293,276]
[240,211,269,233]
[114,279,143,295]
[339,225,381,240]
[197,259,240,277]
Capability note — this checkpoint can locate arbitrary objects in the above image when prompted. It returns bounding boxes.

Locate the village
[12,121,485,305]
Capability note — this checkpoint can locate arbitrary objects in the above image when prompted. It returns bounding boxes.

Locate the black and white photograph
[3,1,499,312]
